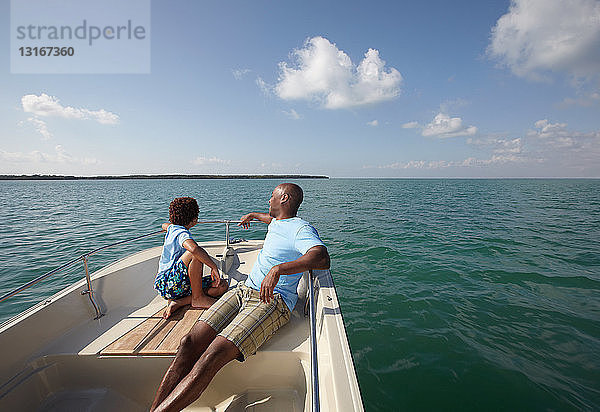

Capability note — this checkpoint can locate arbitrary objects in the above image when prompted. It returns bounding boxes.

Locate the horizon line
[0,174,330,180]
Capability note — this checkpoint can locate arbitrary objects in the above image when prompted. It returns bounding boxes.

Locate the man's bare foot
[163,299,189,319]
[191,295,217,309]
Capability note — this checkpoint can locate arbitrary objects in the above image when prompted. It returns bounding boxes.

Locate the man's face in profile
[268,186,283,217]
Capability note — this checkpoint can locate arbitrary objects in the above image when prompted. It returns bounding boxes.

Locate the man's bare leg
[180,251,216,309]
[150,321,218,411]
[153,336,241,412]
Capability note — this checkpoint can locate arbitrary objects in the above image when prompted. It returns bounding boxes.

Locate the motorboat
[0,221,364,411]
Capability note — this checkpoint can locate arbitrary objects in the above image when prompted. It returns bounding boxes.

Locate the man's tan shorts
[198,282,291,360]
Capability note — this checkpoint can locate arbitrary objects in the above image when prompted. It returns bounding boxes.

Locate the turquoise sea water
[0,179,599,410]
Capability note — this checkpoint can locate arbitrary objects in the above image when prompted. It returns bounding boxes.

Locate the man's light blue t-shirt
[157,225,192,276]
[246,217,326,311]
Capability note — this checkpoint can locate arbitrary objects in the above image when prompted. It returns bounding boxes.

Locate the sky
[1,0,599,178]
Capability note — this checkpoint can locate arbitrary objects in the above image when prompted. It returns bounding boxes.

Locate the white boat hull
[0,241,363,411]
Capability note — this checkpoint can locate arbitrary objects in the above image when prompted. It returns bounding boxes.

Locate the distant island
[0,174,329,180]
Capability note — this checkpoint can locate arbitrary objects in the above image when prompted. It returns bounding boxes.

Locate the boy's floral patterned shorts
[154,260,211,299]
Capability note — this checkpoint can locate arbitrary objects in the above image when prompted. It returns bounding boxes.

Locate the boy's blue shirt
[157,225,192,276]
[246,217,326,311]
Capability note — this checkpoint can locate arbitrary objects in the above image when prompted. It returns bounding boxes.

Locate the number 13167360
[19,47,75,56]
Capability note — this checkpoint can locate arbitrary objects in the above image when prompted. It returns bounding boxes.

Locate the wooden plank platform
[100,306,204,356]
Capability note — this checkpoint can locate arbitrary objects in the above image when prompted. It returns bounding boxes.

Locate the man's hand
[260,265,281,304]
[238,213,253,229]
[258,246,329,303]
[210,267,220,286]
[239,212,273,227]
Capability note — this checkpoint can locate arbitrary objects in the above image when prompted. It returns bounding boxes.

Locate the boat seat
[99,273,310,356]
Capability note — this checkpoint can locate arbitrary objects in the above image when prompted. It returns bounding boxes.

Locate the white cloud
[494,138,523,154]
[528,119,600,150]
[367,119,600,175]
[439,98,468,114]
[260,162,284,169]
[469,120,600,171]
[467,137,523,154]
[402,121,419,129]
[21,93,119,124]
[371,155,528,170]
[232,68,251,80]
[422,113,477,138]
[275,36,402,109]
[525,120,600,172]
[283,109,302,120]
[27,117,52,140]
[256,77,271,95]
[488,0,600,80]
[367,120,379,127]
[560,92,600,107]
[532,119,568,138]
[0,145,99,165]
[85,109,119,125]
[191,156,231,166]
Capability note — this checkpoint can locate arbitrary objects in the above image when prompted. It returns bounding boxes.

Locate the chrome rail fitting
[80,255,104,319]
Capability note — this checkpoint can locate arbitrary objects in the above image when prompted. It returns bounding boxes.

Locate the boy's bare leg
[180,252,216,309]
[163,295,191,319]
[189,257,217,308]
[150,321,217,411]
[163,279,225,318]
[153,336,241,412]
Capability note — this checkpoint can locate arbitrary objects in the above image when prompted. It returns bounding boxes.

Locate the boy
[154,197,228,319]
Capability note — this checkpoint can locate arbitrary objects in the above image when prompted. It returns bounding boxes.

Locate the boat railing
[0,220,242,320]
[308,269,320,412]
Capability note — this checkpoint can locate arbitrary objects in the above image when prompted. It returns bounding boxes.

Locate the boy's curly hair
[169,197,199,226]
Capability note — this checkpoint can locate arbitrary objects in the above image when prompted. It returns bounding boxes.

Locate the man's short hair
[279,183,303,214]
[169,197,199,226]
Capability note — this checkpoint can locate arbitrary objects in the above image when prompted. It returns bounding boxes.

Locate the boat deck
[0,238,364,411]
[100,306,201,355]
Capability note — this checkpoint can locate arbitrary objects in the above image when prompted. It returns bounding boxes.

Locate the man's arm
[238,212,273,229]
[161,222,171,231]
[260,245,330,303]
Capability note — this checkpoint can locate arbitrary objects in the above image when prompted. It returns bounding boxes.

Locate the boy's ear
[281,193,289,203]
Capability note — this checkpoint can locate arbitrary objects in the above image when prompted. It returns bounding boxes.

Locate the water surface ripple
[0,179,598,410]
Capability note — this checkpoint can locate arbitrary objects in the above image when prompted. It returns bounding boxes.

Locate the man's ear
[280,193,289,204]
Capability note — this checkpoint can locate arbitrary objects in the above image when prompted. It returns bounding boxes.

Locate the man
[150,183,330,412]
